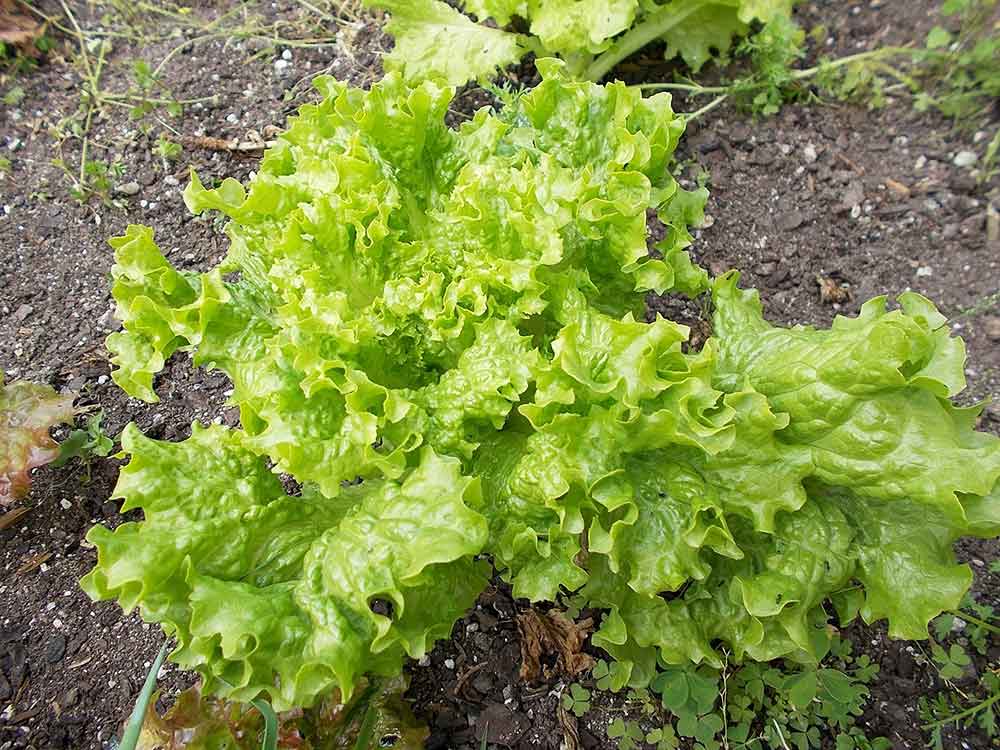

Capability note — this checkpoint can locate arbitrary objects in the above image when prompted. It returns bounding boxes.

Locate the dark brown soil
[1,1,998,749]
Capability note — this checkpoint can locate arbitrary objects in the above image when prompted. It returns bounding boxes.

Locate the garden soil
[1,1,998,749]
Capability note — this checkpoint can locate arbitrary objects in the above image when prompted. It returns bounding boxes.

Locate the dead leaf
[16,551,51,575]
[0,0,42,51]
[0,506,28,530]
[557,702,580,750]
[178,135,277,153]
[885,178,911,198]
[816,275,851,305]
[517,609,594,683]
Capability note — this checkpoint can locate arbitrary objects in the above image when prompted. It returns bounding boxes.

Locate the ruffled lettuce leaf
[371,0,524,85]
[85,64,999,712]
[363,0,797,85]
[81,425,488,709]
[0,371,75,505]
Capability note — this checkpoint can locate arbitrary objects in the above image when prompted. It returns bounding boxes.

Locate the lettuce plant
[1,370,75,505]
[82,62,1000,712]
[363,0,795,85]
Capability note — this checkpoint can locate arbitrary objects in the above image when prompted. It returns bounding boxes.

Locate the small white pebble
[916,266,933,277]
[281,49,292,61]
[953,150,977,168]
[444,658,455,669]
[60,499,72,510]
[418,654,431,667]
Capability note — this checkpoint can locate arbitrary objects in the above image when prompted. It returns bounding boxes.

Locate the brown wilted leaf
[517,609,594,683]
[0,506,28,530]
[816,275,851,305]
[557,701,580,750]
[0,0,42,51]
[885,178,911,198]
[177,134,276,153]
[16,551,51,575]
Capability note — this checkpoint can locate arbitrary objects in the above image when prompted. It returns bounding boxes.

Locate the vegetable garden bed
[1,1,999,749]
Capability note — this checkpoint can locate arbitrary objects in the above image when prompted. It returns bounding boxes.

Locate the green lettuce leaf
[372,0,524,85]
[362,0,798,85]
[81,425,487,709]
[84,65,1000,712]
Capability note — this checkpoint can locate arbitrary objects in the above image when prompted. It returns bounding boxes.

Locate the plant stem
[683,93,729,122]
[638,45,921,101]
[584,0,710,81]
[105,93,220,106]
[637,82,730,94]
[948,610,1000,636]
[920,691,1000,730]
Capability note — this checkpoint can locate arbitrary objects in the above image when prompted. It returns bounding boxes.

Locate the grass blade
[251,698,279,750]
[117,642,169,750]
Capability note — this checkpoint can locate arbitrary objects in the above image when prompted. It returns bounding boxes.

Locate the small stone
[472,672,494,694]
[281,49,292,61]
[164,175,180,187]
[418,654,431,667]
[59,499,72,510]
[802,143,818,163]
[950,174,977,194]
[444,658,455,669]
[953,150,978,168]
[226,113,239,124]
[914,155,927,170]
[46,634,67,663]
[983,316,1000,343]
[839,181,865,213]
[13,303,32,322]
[916,266,933,277]
[728,123,750,144]
[776,210,805,232]
[115,181,141,197]
[97,307,120,331]
[274,59,290,72]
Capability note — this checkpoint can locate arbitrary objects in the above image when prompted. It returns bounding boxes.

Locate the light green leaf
[369,0,523,85]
